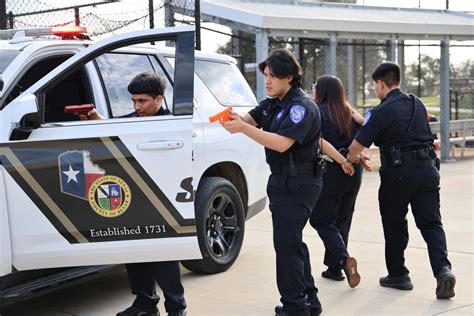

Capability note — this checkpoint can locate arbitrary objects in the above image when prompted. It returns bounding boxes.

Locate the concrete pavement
[1,157,472,315]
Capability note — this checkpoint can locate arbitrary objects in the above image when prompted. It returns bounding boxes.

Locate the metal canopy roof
[200,0,474,41]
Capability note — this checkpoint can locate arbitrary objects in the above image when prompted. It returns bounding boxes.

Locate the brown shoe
[343,257,360,288]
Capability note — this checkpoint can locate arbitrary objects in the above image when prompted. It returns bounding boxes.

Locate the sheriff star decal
[59,150,131,217]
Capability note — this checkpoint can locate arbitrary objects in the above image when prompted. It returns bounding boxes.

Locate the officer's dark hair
[127,71,165,99]
[258,49,302,88]
[371,62,400,88]
[314,75,353,139]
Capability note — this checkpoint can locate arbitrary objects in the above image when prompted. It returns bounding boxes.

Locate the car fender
[195,127,268,208]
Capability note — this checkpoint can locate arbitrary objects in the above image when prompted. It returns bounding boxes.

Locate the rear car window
[0,50,20,73]
[168,57,255,107]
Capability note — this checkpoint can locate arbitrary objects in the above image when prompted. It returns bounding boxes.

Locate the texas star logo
[58,150,131,217]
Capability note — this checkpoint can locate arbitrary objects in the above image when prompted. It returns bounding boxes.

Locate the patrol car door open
[0,26,201,271]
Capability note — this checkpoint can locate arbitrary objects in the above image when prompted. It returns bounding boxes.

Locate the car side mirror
[9,112,40,140]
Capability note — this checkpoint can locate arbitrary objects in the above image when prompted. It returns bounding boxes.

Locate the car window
[193,59,256,107]
[0,50,20,73]
[4,56,71,107]
[96,53,171,118]
[2,55,92,123]
[150,56,174,110]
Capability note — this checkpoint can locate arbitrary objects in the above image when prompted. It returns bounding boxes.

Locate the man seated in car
[82,71,185,316]
[82,71,170,120]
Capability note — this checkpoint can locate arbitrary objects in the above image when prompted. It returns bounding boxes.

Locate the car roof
[0,37,235,64]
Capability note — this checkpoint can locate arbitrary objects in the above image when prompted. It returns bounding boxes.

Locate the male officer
[222,49,323,316]
[347,62,456,300]
[84,72,186,316]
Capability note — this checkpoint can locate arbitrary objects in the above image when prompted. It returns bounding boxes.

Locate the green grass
[421,95,440,106]
[362,95,440,107]
[356,95,472,119]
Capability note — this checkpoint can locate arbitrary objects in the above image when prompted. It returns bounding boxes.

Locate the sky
[198,0,473,66]
[7,0,472,65]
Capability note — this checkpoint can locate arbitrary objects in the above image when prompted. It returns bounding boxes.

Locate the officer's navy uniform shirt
[319,102,360,150]
[121,106,170,118]
[355,88,433,150]
[248,87,321,165]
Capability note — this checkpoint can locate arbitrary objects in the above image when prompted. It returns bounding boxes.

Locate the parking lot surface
[1,157,472,316]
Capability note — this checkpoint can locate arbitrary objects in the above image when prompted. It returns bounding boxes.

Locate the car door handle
[137,141,183,151]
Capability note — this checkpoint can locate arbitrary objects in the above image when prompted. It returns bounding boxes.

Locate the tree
[406,54,440,96]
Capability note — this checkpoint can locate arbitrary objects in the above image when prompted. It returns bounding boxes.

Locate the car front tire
[181,177,245,274]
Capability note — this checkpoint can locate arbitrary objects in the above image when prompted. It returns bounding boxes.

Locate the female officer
[309,75,370,288]
[222,49,323,316]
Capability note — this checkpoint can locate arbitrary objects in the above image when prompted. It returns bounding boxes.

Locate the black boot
[116,306,159,316]
[275,305,322,316]
[379,275,413,290]
[436,268,456,299]
[321,268,344,281]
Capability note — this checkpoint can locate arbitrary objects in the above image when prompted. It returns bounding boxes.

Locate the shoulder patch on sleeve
[362,111,372,126]
[289,104,306,124]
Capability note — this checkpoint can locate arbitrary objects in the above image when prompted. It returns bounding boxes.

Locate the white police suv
[0,25,268,305]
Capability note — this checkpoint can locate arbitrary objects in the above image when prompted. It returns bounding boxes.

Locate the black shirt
[355,88,433,150]
[319,102,360,150]
[249,87,321,165]
[120,106,170,118]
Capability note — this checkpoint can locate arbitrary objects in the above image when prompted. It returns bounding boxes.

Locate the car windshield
[194,60,256,107]
[166,57,256,107]
[0,50,20,74]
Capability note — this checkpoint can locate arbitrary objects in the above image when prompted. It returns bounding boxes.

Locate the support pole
[387,37,397,62]
[0,0,6,29]
[347,39,355,105]
[325,34,337,76]
[149,0,154,29]
[293,38,300,62]
[195,0,201,50]
[164,0,174,27]
[256,29,269,102]
[232,30,243,72]
[7,11,12,28]
[398,40,406,91]
[74,7,80,26]
[362,40,366,106]
[440,40,451,161]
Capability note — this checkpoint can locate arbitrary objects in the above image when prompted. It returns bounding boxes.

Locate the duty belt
[270,162,323,178]
[380,147,435,168]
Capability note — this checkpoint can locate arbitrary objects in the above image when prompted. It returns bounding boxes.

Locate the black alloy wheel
[181,177,245,274]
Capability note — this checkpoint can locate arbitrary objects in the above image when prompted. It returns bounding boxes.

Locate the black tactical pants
[310,163,363,270]
[378,163,451,277]
[267,172,323,316]
[126,261,186,312]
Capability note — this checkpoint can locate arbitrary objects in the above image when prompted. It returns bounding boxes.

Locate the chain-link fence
[4,0,167,36]
[213,31,473,119]
[2,0,473,118]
